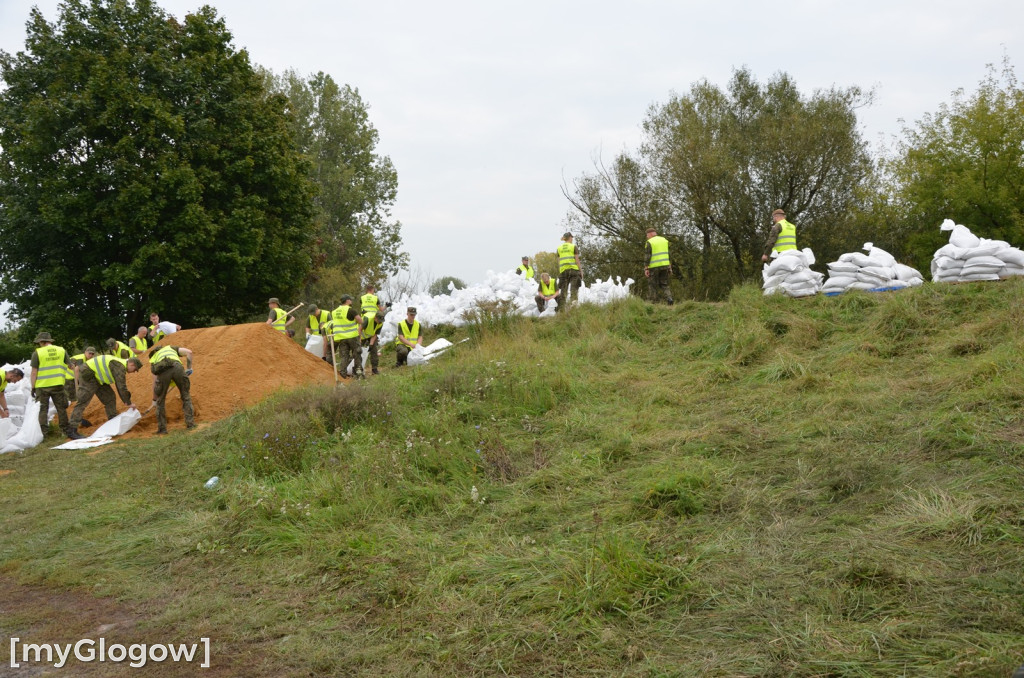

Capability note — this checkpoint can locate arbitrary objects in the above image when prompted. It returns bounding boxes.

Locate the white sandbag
[406,345,428,366]
[766,257,802,275]
[304,334,324,357]
[840,252,874,268]
[962,244,1002,259]
[762,272,788,288]
[784,270,816,285]
[155,321,179,335]
[940,219,981,248]
[827,261,860,274]
[93,408,142,437]
[823,277,854,291]
[861,265,896,281]
[961,260,1003,274]
[934,243,968,260]
[980,238,1011,249]
[960,273,1001,281]
[863,242,898,267]
[995,248,1024,266]
[0,399,43,453]
[848,281,879,290]
[933,256,964,271]
[1000,265,1024,277]
[894,263,924,281]
[0,418,11,447]
[784,286,818,298]
[856,270,888,286]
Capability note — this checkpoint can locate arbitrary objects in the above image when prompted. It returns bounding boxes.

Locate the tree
[0,0,315,341]
[428,276,466,297]
[564,68,876,299]
[265,69,407,300]
[886,58,1024,271]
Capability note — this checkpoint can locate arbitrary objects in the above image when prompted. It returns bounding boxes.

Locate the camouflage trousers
[152,359,194,433]
[36,384,69,434]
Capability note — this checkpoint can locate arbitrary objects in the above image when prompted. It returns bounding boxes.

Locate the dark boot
[80,418,92,428]
[66,428,84,440]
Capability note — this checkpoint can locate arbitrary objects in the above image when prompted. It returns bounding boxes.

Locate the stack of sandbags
[822,242,924,294]
[932,219,1024,283]
[762,248,823,298]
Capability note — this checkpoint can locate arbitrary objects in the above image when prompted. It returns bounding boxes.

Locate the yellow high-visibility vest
[361,293,379,316]
[331,306,359,340]
[86,355,127,386]
[151,345,181,365]
[149,324,165,342]
[129,335,149,353]
[309,310,330,335]
[647,235,670,268]
[517,264,535,279]
[363,312,382,337]
[270,307,287,332]
[773,219,797,253]
[539,278,557,296]
[109,341,132,359]
[396,320,420,345]
[34,346,68,388]
[557,242,579,273]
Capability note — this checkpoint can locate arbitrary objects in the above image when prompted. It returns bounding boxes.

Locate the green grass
[2,280,1024,676]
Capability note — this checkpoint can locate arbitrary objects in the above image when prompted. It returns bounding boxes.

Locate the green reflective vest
[270,307,287,332]
[361,293,379,316]
[309,309,330,335]
[331,306,359,340]
[557,242,579,273]
[396,319,420,346]
[539,278,557,296]
[129,335,149,353]
[517,264,535,279]
[35,346,68,388]
[773,219,797,253]
[647,235,670,268]
[86,355,127,386]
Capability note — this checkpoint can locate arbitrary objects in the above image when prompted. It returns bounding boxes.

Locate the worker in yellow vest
[361,307,385,376]
[306,304,331,338]
[129,326,149,357]
[762,208,797,262]
[395,307,423,367]
[67,355,142,439]
[361,284,380,317]
[148,344,195,434]
[106,337,133,359]
[64,346,97,405]
[148,312,181,343]
[29,331,73,437]
[330,295,363,378]
[0,368,24,419]
[516,256,535,279]
[535,272,560,312]
[556,232,583,312]
[644,228,674,305]
[266,298,294,334]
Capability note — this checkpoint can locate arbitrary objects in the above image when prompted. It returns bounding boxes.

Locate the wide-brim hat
[33,331,53,343]
[407,307,417,315]
[268,297,280,304]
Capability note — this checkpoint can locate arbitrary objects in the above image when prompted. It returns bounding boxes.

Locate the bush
[428,276,466,296]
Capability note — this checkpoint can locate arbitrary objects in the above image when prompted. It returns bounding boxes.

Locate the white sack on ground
[93,408,142,437]
[933,219,1024,282]
[1,399,43,453]
[304,334,324,357]
[825,243,923,294]
[762,248,823,297]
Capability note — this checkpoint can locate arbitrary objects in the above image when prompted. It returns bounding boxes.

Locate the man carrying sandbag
[67,353,142,439]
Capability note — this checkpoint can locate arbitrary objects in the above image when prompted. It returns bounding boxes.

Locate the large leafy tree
[0,0,315,340]
[564,68,876,299]
[886,58,1024,271]
[265,69,406,301]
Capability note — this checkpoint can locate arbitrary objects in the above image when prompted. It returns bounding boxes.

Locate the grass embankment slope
[1,281,1023,676]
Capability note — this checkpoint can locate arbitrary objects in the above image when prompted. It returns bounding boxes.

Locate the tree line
[562,60,1024,301]
[0,0,405,343]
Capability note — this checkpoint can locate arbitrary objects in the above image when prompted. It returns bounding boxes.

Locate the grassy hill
[1,281,1023,676]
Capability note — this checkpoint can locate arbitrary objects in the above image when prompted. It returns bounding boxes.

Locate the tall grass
[1,280,1024,676]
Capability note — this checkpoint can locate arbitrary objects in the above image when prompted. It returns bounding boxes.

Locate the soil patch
[78,324,334,439]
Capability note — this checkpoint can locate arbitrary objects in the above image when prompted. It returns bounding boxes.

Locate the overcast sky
[2,0,1023,291]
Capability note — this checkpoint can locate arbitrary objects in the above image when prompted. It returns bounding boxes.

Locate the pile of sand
[77,323,336,438]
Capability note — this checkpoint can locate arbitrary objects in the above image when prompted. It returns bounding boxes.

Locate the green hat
[33,331,53,344]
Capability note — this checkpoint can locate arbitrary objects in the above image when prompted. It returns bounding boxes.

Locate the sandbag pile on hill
[762,248,823,297]
[377,271,634,344]
[932,219,1024,283]
[822,243,924,294]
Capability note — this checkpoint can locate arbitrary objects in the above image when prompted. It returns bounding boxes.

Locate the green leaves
[0,0,315,341]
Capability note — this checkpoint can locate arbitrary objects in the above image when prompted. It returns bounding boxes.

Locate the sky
[1,0,1023,292]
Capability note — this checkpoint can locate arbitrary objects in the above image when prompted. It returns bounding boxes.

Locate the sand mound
[78,323,335,439]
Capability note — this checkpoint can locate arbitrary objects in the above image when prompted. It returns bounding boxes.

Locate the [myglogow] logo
[9,636,210,669]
